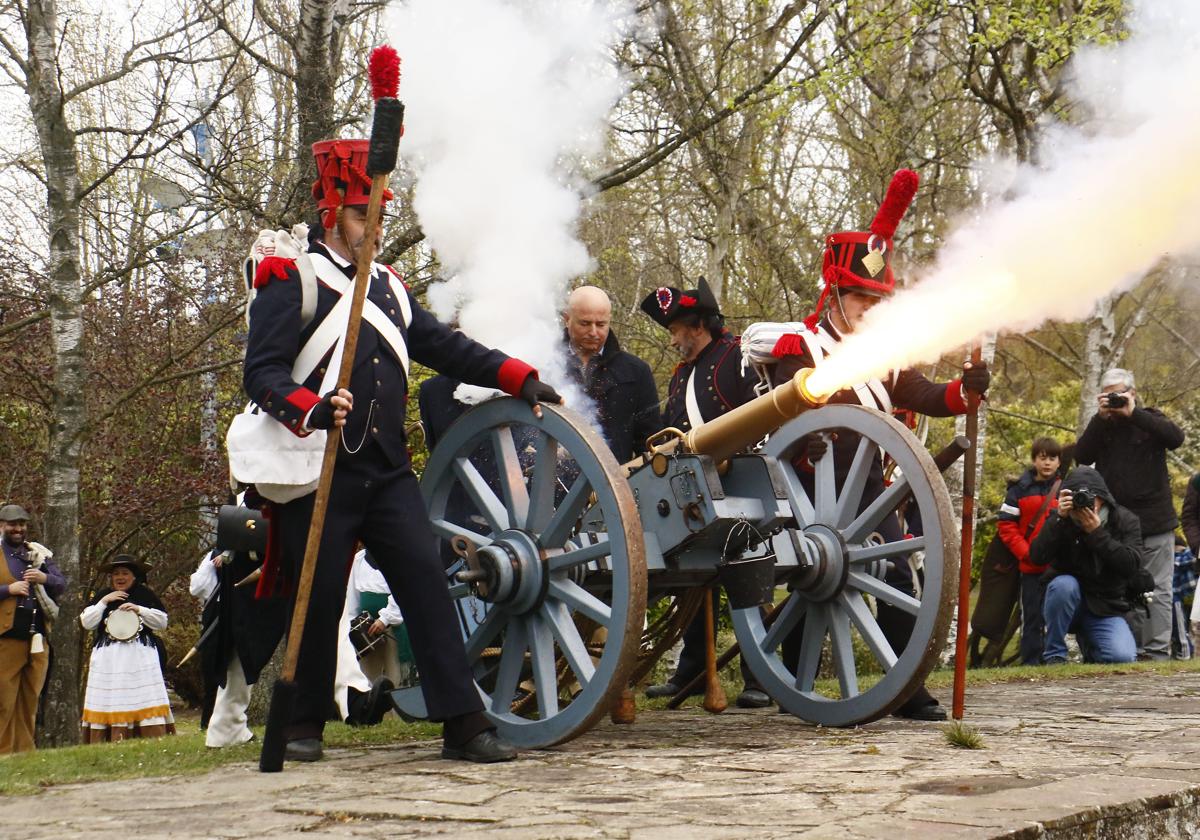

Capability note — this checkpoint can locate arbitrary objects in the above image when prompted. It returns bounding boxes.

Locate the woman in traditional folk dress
[80,556,174,742]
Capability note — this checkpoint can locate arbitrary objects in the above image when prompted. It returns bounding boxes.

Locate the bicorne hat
[311,139,395,230]
[805,169,919,330]
[639,276,722,330]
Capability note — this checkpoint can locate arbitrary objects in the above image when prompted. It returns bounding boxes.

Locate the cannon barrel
[675,367,827,462]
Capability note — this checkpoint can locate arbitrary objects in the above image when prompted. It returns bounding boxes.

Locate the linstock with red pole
[952,344,983,720]
[259,45,405,773]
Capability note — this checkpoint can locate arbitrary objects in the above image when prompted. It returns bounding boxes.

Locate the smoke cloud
[387,0,628,405]
[807,0,1200,397]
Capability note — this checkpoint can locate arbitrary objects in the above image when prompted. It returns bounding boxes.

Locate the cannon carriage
[409,368,962,749]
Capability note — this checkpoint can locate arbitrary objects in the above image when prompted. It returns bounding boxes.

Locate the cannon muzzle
[645,368,827,463]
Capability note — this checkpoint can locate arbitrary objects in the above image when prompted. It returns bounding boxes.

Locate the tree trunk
[289,0,342,211]
[24,0,86,746]
[1077,294,1116,432]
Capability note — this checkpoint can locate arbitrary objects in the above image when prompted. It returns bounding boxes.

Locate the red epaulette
[254,256,296,289]
[771,333,805,358]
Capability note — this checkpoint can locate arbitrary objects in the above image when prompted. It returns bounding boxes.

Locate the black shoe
[284,738,323,762]
[735,688,772,709]
[644,681,679,698]
[441,729,518,763]
[893,699,947,721]
[644,681,702,699]
[347,676,395,726]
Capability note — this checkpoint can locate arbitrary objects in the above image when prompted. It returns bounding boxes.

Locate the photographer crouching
[1074,369,1184,659]
[1030,467,1146,664]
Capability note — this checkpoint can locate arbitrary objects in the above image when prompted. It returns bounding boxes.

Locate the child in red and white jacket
[997,437,1063,664]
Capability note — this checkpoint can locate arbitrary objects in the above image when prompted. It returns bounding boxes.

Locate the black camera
[1070,488,1096,512]
[1105,392,1129,408]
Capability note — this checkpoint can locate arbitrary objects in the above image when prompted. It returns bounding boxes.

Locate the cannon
[413,368,960,748]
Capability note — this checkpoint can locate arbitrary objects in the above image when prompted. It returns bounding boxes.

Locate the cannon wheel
[733,404,958,727]
[421,399,646,748]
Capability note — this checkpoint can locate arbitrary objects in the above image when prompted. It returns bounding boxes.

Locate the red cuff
[285,387,322,435]
[497,358,537,397]
[944,379,968,414]
[254,256,295,289]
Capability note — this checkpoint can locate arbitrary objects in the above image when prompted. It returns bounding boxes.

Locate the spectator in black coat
[1180,474,1200,556]
[1031,466,1142,664]
[562,286,662,462]
[1074,368,1184,660]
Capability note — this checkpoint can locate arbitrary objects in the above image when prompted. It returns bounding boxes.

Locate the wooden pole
[952,345,983,720]
[701,587,728,713]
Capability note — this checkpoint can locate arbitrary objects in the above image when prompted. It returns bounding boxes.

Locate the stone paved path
[4,672,1200,838]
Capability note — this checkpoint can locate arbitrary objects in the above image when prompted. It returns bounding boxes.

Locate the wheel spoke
[491,617,528,714]
[429,518,494,548]
[543,600,595,688]
[844,476,910,544]
[847,536,926,565]
[794,602,827,692]
[827,604,859,699]
[840,590,897,670]
[525,431,559,533]
[452,457,510,533]
[527,613,559,719]
[464,603,507,662]
[832,436,877,529]
[548,578,612,626]
[540,474,591,548]
[547,538,611,573]
[780,466,815,526]
[491,426,530,529]
[813,436,837,522]
[847,571,921,615]
[760,592,807,654]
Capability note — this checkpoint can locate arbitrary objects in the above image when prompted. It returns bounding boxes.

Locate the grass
[0,714,442,797]
[943,720,985,749]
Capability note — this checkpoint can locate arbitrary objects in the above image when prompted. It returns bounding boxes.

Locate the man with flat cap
[0,504,65,753]
[638,278,772,708]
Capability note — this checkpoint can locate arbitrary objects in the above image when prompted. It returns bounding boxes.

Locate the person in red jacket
[997,437,1062,664]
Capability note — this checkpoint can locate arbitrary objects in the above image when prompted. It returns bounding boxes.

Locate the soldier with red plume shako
[769,169,990,721]
[239,46,558,764]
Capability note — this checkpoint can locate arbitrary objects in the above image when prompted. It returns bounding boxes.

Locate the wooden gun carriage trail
[393,367,967,748]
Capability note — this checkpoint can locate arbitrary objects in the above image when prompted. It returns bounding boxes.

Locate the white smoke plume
[807,0,1200,397]
[387,0,629,405]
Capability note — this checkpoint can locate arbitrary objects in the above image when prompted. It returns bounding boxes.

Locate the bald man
[562,286,661,461]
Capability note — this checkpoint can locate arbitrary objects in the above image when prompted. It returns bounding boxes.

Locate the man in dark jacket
[1074,368,1184,660]
[562,286,661,461]
[1030,466,1140,664]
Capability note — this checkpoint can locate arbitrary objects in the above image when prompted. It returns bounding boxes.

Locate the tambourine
[105,608,143,642]
[348,611,385,659]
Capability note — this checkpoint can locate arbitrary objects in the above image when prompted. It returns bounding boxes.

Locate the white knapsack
[242,224,318,328]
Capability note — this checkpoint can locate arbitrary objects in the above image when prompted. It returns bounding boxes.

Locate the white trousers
[205,658,254,748]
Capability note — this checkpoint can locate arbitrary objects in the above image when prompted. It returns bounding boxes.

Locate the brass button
[277,410,285,416]
[371,426,379,434]
[389,308,395,316]
[373,357,380,364]
[376,380,382,387]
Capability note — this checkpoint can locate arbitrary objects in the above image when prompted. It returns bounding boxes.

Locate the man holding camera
[1030,467,1140,664]
[1074,369,1184,660]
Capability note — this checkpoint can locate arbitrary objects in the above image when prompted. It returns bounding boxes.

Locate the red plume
[368,45,401,101]
[869,169,919,239]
